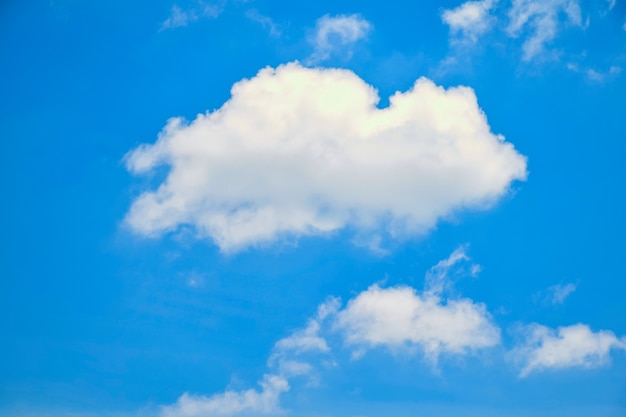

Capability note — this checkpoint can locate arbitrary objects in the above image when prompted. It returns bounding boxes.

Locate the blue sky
[1,0,626,416]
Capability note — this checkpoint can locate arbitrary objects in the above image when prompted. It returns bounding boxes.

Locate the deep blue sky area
[1,1,626,417]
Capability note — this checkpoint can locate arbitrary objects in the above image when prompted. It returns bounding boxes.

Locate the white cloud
[269,298,339,376]
[306,14,372,64]
[588,65,622,81]
[514,323,626,377]
[160,2,221,31]
[586,68,605,81]
[161,299,339,417]
[545,282,576,305]
[334,248,501,363]
[183,271,205,288]
[246,9,281,37]
[506,0,585,61]
[124,63,527,253]
[423,245,476,296]
[608,0,616,11]
[161,5,197,30]
[567,62,622,82]
[442,0,498,44]
[160,374,288,417]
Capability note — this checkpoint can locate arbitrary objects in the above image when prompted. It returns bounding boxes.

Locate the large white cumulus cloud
[125,62,527,252]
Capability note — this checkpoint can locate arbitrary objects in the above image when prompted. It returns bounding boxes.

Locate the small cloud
[272,302,335,356]
[534,282,576,306]
[185,272,205,288]
[352,234,390,257]
[160,374,288,417]
[586,68,604,81]
[269,298,339,379]
[566,62,580,72]
[586,65,621,82]
[423,245,470,295]
[548,282,576,304]
[306,14,372,64]
[334,248,500,365]
[567,61,621,82]
[512,323,626,377]
[160,2,222,31]
[608,0,616,11]
[161,5,198,30]
[506,0,586,61]
[424,245,482,295]
[442,0,498,45]
[161,298,339,416]
[246,9,281,37]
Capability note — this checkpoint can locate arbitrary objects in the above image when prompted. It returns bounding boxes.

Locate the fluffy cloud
[506,0,585,61]
[160,374,288,417]
[334,248,500,363]
[442,0,498,44]
[159,249,501,416]
[124,63,527,252]
[306,14,372,64]
[160,249,626,416]
[514,323,626,377]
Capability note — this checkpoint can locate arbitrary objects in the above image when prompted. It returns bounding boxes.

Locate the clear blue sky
[1,1,626,416]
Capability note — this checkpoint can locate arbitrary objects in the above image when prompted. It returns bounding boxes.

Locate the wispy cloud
[160,2,222,31]
[535,282,577,305]
[161,298,339,417]
[586,65,622,81]
[567,62,622,82]
[245,9,281,37]
[506,0,586,61]
[306,14,372,64]
[547,282,576,304]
